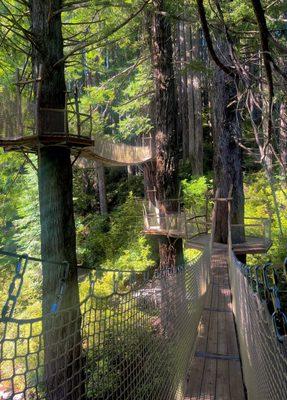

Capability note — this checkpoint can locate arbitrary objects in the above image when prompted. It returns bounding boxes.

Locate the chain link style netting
[228,251,287,400]
[0,247,210,400]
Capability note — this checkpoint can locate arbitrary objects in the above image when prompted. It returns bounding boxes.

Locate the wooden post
[74,85,81,137]
[227,185,233,258]
[35,65,43,136]
[16,68,23,136]
[205,194,209,234]
[210,188,220,254]
[89,105,92,138]
[64,91,68,136]
[184,212,188,239]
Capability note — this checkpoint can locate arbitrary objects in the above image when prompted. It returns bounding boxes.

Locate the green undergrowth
[77,193,153,271]
[245,172,287,268]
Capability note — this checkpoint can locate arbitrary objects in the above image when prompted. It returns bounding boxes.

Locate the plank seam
[195,351,240,361]
[204,307,232,313]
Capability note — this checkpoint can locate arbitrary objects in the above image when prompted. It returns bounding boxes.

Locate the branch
[196,0,235,76]
[250,0,275,142]
[55,0,150,66]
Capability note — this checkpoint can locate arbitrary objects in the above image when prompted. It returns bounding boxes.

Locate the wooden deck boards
[187,234,271,255]
[185,255,246,400]
[0,134,94,152]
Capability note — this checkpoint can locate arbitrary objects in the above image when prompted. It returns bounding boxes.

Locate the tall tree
[189,27,203,176]
[30,0,84,398]
[196,0,245,245]
[151,0,184,269]
[212,59,245,245]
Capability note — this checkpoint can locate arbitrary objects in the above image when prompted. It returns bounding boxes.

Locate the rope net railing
[0,246,210,400]
[228,250,287,400]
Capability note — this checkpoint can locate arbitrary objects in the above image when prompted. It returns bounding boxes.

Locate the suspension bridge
[0,87,287,399]
[0,195,286,399]
[0,83,153,168]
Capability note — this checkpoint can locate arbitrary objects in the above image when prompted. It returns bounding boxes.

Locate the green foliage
[106,172,144,208]
[78,193,153,271]
[88,327,171,399]
[181,176,210,215]
[245,173,287,266]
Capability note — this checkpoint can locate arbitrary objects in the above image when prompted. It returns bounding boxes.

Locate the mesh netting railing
[0,247,210,400]
[228,251,287,400]
[230,217,272,246]
[0,88,92,140]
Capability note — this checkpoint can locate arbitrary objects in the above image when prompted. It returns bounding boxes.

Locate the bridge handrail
[0,245,211,399]
[228,248,287,399]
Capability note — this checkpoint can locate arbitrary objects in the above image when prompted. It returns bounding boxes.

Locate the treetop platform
[0,84,153,166]
[143,199,272,255]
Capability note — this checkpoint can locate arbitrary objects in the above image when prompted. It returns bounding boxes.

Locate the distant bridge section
[0,89,154,167]
[80,136,153,167]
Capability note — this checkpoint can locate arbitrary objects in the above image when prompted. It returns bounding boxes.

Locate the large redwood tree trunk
[212,63,245,245]
[151,0,184,269]
[30,1,84,398]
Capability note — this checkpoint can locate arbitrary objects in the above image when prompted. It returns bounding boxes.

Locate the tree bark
[151,0,184,269]
[184,24,204,175]
[186,23,196,169]
[30,1,84,398]
[176,21,189,160]
[192,29,203,176]
[212,57,245,245]
[280,102,287,179]
[96,162,108,215]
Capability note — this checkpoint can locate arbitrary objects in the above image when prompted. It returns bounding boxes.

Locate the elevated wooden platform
[0,134,94,153]
[185,255,245,400]
[187,233,272,255]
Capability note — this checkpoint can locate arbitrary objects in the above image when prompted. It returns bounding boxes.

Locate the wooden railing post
[184,212,188,239]
[210,188,220,254]
[35,65,43,136]
[74,85,81,137]
[227,185,233,257]
[16,68,23,136]
[64,91,68,136]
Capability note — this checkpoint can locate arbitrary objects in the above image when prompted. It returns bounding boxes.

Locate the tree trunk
[30,1,84,398]
[280,102,287,180]
[261,77,273,171]
[185,24,196,170]
[186,26,203,175]
[151,0,184,269]
[96,162,108,215]
[212,58,245,245]
[192,29,203,175]
[176,21,189,160]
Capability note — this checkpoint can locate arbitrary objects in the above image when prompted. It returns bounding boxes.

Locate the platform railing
[185,215,211,239]
[230,217,271,245]
[0,93,93,139]
[143,212,187,238]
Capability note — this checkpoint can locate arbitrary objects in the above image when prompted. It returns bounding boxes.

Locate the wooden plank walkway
[185,254,246,400]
